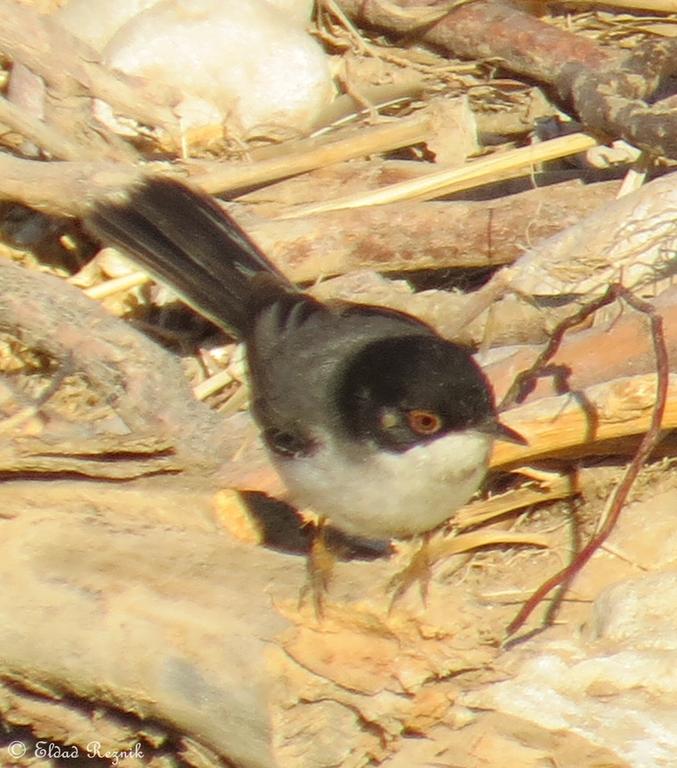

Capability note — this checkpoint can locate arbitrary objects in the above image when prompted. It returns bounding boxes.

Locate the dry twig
[505,285,669,636]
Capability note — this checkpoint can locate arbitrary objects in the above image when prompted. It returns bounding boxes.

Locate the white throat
[273,429,493,540]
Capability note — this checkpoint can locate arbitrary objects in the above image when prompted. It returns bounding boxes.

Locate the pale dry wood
[248,179,620,281]
[235,158,440,209]
[0,256,243,479]
[82,270,149,300]
[0,434,181,478]
[504,170,677,297]
[0,682,167,767]
[379,711,628,768]
[450,170,677,336]
[0,91,89,160]
[235,162,590,215]
[0,477,527,768]
[277,133,601,218]
[492,373,677,469]
[0,153,142,215]
[0,480,297,768]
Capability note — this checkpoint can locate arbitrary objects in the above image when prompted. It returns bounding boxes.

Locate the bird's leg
[387,531,433,613]
[299,517,335,618]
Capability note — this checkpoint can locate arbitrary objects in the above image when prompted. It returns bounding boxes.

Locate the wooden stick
[558,0,677,12]
[491,373,677,470]
[191,107,443,194]
[0,91,90,160]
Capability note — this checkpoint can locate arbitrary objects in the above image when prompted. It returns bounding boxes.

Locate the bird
[86,176,525,605]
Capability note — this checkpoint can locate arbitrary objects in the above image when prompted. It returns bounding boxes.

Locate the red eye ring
[406,409,443,436]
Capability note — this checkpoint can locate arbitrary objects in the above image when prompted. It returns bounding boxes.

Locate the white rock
[56,0,160,52]
[103,0,332,134]
[588,571,677,651]
[265,0,316,26]
[56,0,314,52]
[464,569,677,767]
[458,487,677,768]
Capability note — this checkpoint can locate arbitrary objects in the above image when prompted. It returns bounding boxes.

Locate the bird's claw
[387,534,433,614]
[299,518,335,619]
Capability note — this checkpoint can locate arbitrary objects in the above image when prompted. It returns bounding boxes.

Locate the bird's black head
[336,335,500,453]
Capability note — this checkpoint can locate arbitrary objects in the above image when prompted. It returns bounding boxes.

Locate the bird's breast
[272,428,493,540]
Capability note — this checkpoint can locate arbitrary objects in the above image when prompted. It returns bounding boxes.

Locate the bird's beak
[479,418,528,445]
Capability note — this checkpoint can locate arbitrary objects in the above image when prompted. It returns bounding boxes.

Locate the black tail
[85,177,294,337]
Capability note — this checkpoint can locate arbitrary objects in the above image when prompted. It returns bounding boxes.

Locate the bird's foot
[387,533,433,614]
[299,518,335,619]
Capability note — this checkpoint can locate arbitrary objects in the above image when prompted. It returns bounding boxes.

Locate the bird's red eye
[406,409,443,435]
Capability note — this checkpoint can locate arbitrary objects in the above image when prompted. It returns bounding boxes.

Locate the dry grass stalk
[82,271,148,300]
[456,472,577,529]
[277,132,600,217]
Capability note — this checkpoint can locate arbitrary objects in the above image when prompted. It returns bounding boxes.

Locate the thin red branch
[506,285,669,637]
